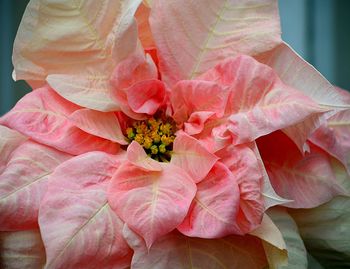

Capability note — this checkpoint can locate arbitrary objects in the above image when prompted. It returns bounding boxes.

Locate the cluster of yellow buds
[126,117,176,162]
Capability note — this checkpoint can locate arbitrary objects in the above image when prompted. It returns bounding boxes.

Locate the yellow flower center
[126,117,176,162]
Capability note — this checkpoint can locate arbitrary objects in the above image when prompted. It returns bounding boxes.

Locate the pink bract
[1,0,350,268]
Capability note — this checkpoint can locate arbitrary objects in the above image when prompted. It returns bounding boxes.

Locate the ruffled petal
[108,162,196,249]
[0,87,119,155]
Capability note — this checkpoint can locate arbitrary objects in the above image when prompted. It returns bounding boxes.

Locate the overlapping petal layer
[200,55,326,145]
[0,86,119,155]
[178,162,240,238]
[258,131,348,208]
[0,141,71,230]
[108,160,196,249]
[13,0,143,111]
[150,0,281,85]
[39,151,130,269]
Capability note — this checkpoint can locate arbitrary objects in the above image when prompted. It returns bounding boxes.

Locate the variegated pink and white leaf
[14,0,142,111]
[178,162,241,238]
[0,86,119,155]
[258,131,348,208]
[200,55,326,145]
[310,109,350,173]
[256,42,350,150]
[39,151,130,269]
[108,161,196,249]
[123,225,268,269]
[0,230,46,269]
[0,141,71,230]
[0,125,27,174]
[150,0,281,86]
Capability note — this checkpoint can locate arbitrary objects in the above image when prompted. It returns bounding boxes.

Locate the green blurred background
[1,0,350,115]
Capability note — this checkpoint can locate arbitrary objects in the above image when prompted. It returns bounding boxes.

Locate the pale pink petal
[110,50,159,119]
[127,141,162,171]
[110,49,158,90]
[171,131,218,183]
[108,162,196,248]
[39,151,130,269]
[0,141,71,230]
[150,0,281,86]
[69,108,127,145]
[257,131,348,208]
[257,42,350,110]
[135,3,155,49]
[256,42,350,150]
[0,230,46,269]
[183,111,216,135]
[47,73,121,112]
[200,55,326,145]
[14,0,142,110]
[178,162,241,238]
[123,226,267,269]
[0,125,27,174]
[171,80,229,126]
[124,79,165,115]
[0,86,119,155]
[216,144,264,233]
[310,109,350,173]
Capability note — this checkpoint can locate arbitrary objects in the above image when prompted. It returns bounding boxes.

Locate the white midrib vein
[189,0,229,79]
[47,202,108,268]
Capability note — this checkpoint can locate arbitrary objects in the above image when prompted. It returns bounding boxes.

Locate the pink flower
[1,0,350,268]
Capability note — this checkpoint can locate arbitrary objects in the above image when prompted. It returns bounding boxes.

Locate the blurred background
[0,0,350,115]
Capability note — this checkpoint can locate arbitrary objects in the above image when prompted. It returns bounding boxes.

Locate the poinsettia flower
[1,0,350,268]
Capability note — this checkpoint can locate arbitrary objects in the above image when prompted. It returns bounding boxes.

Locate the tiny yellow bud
[143,136,153,149]
[159,144,166,153]
[150,145,158,155]
[135,134,144,145]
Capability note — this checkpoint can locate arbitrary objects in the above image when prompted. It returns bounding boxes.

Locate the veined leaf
[0,87,119,155]
[178,162,241,238]
[0,141,71,230]
[69,109,128,145]
[13,0,142,111]
[310,109,350,173]
[171,131,218,183]
[150,0,281,86]
[39,151,130,269]
[256,42,350,151]
[0,125,27,174]
[199,55,326,146]
[108,162,196,249]
[257,131,347,208]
